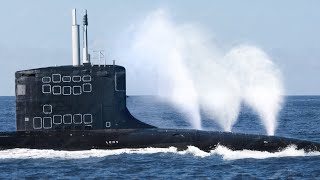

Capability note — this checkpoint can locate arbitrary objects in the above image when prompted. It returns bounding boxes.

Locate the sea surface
[0,96,319,179]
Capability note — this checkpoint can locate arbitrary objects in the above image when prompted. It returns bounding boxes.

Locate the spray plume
[115,9,284,135]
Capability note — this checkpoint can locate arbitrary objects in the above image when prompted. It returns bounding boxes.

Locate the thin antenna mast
[72,9,80,66]
[82,9,90,64]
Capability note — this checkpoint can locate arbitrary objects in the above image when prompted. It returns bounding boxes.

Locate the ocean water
[0,96,319,179]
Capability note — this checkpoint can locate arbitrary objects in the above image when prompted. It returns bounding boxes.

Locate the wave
[210,145,320,160]
[0,146,319,160]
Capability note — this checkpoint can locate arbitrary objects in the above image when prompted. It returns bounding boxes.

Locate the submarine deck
[0,129,318,152]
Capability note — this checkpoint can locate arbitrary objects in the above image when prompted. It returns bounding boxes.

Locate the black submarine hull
[8,10,319,155]
[0,129,319,152]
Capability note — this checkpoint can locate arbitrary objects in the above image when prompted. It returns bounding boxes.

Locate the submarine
[1,9,319,153]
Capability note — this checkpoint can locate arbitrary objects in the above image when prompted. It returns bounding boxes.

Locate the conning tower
[15,9,154,131]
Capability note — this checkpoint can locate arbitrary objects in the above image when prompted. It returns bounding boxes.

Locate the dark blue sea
[0,96,319,179]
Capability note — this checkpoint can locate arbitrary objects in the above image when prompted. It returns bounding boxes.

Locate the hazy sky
[0,0,319,95]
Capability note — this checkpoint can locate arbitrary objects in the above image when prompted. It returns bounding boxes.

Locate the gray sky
[0,0,319,95]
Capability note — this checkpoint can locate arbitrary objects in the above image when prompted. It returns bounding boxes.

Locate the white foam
[210,145,320,160]
[0,147,177,160]
[0,146,318,160]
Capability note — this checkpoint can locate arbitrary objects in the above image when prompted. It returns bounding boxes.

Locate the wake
[0,146,319,160]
